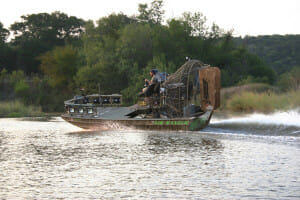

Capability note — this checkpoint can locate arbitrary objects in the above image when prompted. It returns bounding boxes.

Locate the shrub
[225,90,300,113]
[278,67,300,91]
[14,80,30,99]
[0,100,43,117]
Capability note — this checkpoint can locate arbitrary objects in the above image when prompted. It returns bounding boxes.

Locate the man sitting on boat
[139,69,161,97]
[145,69,161,87]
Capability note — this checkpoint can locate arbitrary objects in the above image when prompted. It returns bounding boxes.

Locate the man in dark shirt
[140,69,161,97]
[145,69,160,86]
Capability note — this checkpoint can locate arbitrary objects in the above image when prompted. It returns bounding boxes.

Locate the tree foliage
[0,0,290,111]
[235,35,300,74]
[76,0,276,102]
[278,66,300,91]
[9,12,85,73]
[0,22,9,43]
[181,12,208,37]
[0,22,17,72]
[10,12,84,44]
[137,0,165,24]
[39,46,80,88]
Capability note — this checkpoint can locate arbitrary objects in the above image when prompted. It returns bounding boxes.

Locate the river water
[0,111,299,199]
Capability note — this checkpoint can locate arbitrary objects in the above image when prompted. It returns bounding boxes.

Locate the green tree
[75,61,125,95]
[137,3,150,22]
[14,80,30,102]
[10,12,85,73]
[78,13,136,96]
[181,12,208,37]
[0,22,9,43]
[10,12,84,45]
[235,35,300,74]
[137,0,165,24]
[149,0,165,24]
[117,23,153,68]
[39,46,80,88]
[0,22,17,72]
[9,70,26,86]
[278,66,300,91]
[82,14,133,66]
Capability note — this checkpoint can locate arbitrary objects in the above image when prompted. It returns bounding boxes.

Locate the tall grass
[225,90,300,113]
[220,83,275,110]
[0,100,43,117]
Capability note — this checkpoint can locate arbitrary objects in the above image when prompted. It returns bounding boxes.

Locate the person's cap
[150,69,158,74]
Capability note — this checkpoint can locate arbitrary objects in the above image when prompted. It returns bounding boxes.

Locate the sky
[1,0,299,37]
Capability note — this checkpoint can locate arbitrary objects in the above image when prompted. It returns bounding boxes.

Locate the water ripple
[0,118,299,199]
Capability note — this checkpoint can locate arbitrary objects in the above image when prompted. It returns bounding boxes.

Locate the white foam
[211,109,300,127]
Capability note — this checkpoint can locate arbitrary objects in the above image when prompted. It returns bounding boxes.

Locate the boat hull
[61,110,213,131]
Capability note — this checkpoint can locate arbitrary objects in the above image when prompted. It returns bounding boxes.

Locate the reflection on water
[146,133,223,155]
[0,117,299,199]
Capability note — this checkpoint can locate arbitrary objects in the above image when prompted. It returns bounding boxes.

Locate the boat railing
[64,94,122,107]
[64,94,122,115]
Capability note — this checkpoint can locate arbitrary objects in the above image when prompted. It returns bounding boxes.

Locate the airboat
[61,60,221,131]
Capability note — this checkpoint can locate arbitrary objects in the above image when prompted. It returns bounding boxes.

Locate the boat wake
[207,109,300,137]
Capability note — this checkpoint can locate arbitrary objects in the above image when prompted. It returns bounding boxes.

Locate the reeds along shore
[0,100,43,117]
[221,83,300,113]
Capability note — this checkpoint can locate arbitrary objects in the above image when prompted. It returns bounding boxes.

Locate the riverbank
[220,83,300,113]
[0,100,45,118]
[1,84,299,118]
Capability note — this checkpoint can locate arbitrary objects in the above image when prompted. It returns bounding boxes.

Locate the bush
[0,100,43,117]
[14,80,30,99]
[237,75,269,85]
[225,90,300,113]
[277,67,300,91]
[220,83,275,108]
[249,65,276,84]
[9,70,26,87]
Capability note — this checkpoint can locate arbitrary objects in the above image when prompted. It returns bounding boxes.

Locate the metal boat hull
[61,110,213,131]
